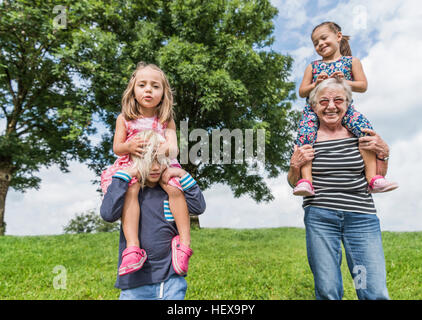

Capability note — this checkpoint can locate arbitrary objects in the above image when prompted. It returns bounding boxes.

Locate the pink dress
[101,115,182,194]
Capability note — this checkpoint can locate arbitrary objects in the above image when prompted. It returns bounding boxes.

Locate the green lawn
[0,228,421,300]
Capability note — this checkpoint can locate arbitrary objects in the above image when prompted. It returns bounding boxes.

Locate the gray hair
[308,77,352,107]
[130,130,171,189]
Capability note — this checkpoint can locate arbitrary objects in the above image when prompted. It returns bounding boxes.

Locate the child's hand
[127,137,148,158]
[330,71,345,80]
[161,167,186,184]
[315,72,329,85]
[121,165,140,180]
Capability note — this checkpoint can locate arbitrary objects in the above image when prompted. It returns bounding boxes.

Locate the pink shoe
[293,179,315,197]
[119,246,147,276]
[369,175,398,193]
[171,235,193,276]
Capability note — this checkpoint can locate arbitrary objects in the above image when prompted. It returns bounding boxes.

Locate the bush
[63,209,119,234]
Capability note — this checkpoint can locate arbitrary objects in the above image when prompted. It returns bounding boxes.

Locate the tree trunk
[0,166,12,236]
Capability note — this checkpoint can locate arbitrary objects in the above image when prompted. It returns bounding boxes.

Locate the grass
[0,228,421,300]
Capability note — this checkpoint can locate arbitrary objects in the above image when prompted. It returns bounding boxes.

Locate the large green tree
[0,0,95,235]
[71,0,298,199]
[0,0,298,235]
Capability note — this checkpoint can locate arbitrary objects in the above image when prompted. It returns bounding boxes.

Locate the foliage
[63,0,299,202]
[63,209,119,234]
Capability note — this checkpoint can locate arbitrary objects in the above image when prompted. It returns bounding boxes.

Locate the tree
[72,0,299,201]
[0,0,96,235]
[0,0,298,235]
[63,209,119,234]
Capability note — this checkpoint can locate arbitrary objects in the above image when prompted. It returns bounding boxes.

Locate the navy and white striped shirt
[303,137,376,214]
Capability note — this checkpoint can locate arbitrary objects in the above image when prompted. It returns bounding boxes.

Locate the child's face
[133,67,164,112]
[145,158,166,185]
[311,25,342,58]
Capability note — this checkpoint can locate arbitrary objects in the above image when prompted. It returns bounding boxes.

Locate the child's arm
[299,64,328,98]
[298,64,315,98]
[332,57,367,93]
[161,167,206,215]
[159,119,179,158]
[113,114,146,157]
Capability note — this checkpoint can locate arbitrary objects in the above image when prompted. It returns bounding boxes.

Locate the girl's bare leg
[121,182,141,248]
[301,162,313,184]
[360,148,377,183]
[161,183,191,247]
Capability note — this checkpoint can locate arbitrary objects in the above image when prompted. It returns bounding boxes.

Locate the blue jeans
[304,206,389,300]
[119,275,187,300]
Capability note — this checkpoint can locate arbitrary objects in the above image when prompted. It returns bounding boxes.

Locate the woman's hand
[359,129,389,159]
[290,145,315,169]
[287,144,315,188]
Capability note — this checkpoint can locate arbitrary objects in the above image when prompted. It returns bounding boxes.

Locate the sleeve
[179,173,206,216]
[100,171,131,223]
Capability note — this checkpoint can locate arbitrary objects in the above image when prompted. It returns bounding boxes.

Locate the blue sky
[4,0,422,235]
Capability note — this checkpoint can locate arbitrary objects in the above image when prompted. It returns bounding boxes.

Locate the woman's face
[313,87,348,127]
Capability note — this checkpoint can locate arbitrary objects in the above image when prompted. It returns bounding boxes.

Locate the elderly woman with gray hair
[288,78,391,300]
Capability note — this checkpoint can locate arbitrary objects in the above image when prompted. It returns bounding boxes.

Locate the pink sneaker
[293,179,315,197]
[369,175,398,193]
[171,235,193,276]
[119,246,147,276]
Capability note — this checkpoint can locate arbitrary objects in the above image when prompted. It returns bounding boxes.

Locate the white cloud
[5,162,102,235]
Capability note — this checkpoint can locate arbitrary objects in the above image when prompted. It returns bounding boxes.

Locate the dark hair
[312,21,352,56]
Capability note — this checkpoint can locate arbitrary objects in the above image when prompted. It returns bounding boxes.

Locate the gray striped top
[303,137,376,214]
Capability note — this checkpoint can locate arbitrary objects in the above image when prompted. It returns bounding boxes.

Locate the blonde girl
[101,62,192,276]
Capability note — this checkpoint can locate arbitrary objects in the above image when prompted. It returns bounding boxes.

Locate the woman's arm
[359,129,389,176]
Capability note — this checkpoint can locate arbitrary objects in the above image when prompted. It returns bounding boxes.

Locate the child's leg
[162,183,191,247]
[293,103,317,196]
[121,182,141,248]
[359,148,377,184]
[343,103,376,183]
[301,162,313,184]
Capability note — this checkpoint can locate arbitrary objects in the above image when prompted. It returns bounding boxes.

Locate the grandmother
[288,78,390,300]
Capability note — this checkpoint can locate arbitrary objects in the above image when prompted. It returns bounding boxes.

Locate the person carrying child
[101,62,193,277]
[293,21,398,196]
[101,129,206,300]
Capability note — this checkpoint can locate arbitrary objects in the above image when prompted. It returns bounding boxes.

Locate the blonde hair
[121,62,174,124]
[131,130,171,189]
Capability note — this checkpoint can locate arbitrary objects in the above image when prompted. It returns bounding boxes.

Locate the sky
[4,0,422,235]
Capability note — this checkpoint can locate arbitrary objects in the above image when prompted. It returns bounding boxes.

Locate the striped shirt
[303,137,376,214]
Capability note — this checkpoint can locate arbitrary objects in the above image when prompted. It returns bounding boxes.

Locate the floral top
[311,56,354,83]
